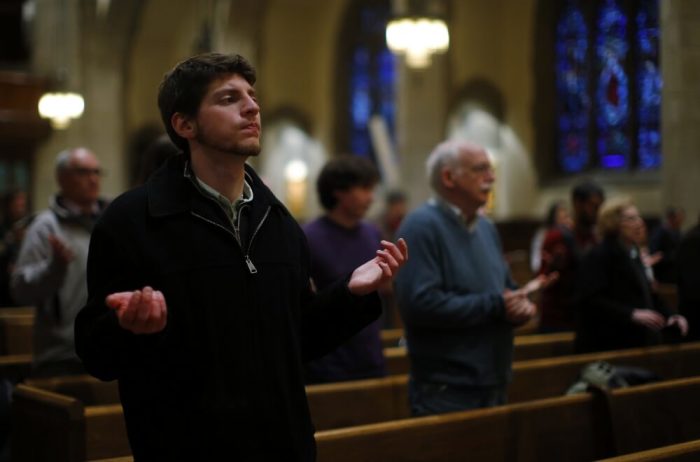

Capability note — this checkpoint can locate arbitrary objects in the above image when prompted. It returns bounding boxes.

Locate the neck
[439,192,479,223]
[190,148,247,202]
[326,209,360,229]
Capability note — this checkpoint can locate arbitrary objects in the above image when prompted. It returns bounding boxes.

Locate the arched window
[536,0,660,177]
[335,0,396,162]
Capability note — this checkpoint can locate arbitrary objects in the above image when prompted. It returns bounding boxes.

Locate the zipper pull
[245,255,258,274]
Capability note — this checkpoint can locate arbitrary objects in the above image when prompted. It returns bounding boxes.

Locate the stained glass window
[555,3,590,172]
[553,0,661,173]
[636,0,662,169]
[342,1,396,161]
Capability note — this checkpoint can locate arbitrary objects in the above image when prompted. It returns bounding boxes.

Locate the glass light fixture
[386,0,449,68]
[38,91,85,129]
[36,0,85,130]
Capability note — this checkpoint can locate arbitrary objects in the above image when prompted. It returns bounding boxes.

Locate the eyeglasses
[70,167,104,177]
[469,163,494,175]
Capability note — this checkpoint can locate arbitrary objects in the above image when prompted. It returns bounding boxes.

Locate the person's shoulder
[397,204,433,229]
[23,209,56,235]
[301,217,325,235]
[98,186,148,225]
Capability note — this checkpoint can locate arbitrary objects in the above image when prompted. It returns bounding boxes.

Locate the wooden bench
[315,376,700,462]
[597,438,700,461]
[0,308,34,380]
[80,378,700,462]
[17,367,700,461]
[384,332,575,375]
[380,328,403,348]
[12,376,126,462]
[308,342,700,430]
[0,306,34,355]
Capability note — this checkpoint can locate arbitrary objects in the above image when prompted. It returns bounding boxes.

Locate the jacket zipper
[244,206,271,274]
[191,205,271,275]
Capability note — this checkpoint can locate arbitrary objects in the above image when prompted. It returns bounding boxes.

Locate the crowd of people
[0,51,698,460]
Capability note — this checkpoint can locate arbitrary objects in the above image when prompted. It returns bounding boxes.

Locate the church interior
[1,0,698,227]
[2,0,700,460]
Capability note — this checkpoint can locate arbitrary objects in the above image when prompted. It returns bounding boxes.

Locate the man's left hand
[347,238,408,296]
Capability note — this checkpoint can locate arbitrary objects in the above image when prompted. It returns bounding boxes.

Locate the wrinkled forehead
[457,145,490,167]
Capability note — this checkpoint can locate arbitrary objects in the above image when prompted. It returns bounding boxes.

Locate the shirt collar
[184,160,254,208]
[430,196,479,232]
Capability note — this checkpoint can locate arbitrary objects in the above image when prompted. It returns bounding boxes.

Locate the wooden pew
[18,371,700,461]
[380,328,403,348]
[508,342,700,403]
[0,306,34,355]
[308,342,700,431]
[384,332,575,375]
[605,377,700,456]
[597,439,700,462]
[0,308,34,379]
[315,392,608,461]
[0,353,32,380]
[12,376,127,462]
[315,376,700,462]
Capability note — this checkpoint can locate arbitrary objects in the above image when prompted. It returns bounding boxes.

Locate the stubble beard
[195,131,261,158]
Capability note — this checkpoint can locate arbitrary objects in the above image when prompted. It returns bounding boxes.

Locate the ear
[441,167,455,188]
[171,112,196,141]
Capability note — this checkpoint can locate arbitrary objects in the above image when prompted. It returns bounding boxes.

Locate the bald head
[55,148,101,210]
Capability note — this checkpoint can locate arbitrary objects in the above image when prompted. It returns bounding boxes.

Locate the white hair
[425,140,485,193]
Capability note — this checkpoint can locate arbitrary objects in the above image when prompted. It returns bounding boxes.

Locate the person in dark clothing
[538,181,604,332]
[303,156,386,383]
[648,206,685,283]
[575,198,687,353]
[677,214,700,341]
[0,189,31,307]
[74,53,407,461]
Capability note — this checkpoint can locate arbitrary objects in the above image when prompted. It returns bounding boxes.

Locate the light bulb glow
[38,92,85,129]
[386,18,449,68]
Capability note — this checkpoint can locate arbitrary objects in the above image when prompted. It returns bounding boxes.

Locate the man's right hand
[631,309,666,331]
[106,286,167,334]
[48,234,74,265]
[503,289,536,324]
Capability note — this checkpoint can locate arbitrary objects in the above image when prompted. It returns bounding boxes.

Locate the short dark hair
[157,53,256,152]
[317,156,379,211]
[572,180,605,204]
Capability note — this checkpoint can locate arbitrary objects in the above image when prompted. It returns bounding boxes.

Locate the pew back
[308,342,700,431]
[316,393,607,462]
[597,439,700,462]
[0,307,33,355]
[12,380,129,462]
[315,376,700,462]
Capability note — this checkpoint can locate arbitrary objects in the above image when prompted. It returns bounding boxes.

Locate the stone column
[661,0,700,227]
[395,54,449,208]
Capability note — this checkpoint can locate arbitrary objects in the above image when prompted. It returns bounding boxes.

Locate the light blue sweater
[395,200,517,387]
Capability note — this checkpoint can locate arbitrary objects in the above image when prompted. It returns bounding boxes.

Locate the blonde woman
[574,198,688,353]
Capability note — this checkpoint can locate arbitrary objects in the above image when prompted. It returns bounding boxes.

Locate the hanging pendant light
[36,0,85,130]
[386,0,449,69]
[38,91,84,129]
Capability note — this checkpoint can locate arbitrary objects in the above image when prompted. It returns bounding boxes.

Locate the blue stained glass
[347,2,396,160]
[636,0,661,169]
[552,0,662,174]
[555,1,590,173]
[595,0,630,169]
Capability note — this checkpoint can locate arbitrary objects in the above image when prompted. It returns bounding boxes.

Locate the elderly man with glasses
[12,147,108,377]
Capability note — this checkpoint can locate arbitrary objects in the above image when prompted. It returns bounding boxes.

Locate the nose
[242,94,260,116]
